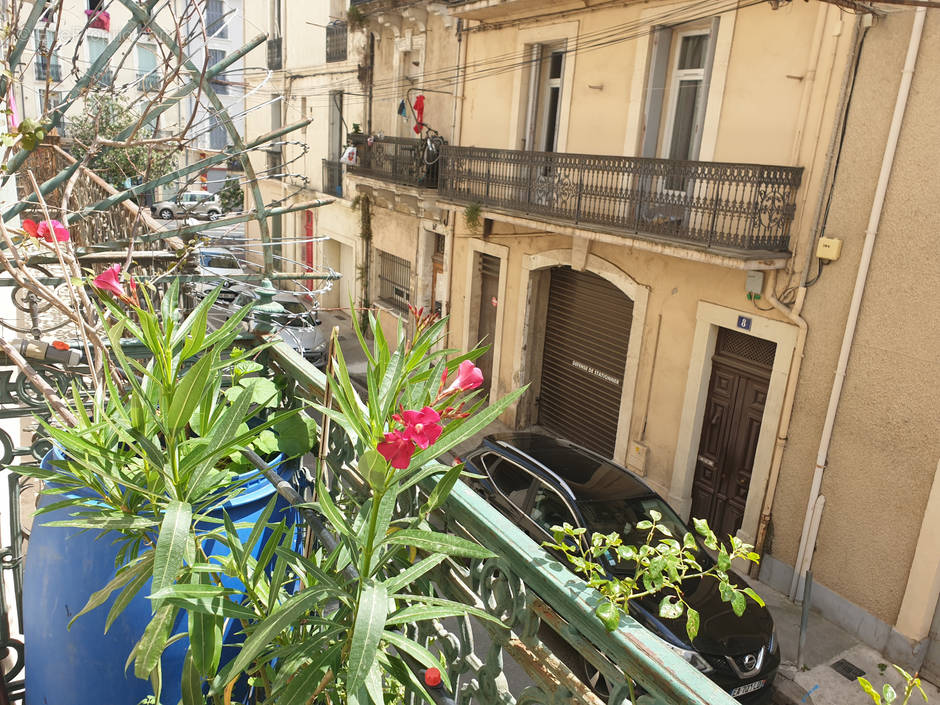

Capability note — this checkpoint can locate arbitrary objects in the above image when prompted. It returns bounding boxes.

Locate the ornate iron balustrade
[439,146,803,253]
[322,159,343,198]
[348,134,442,189]
[266,341,741,705]
[326,21,348,63]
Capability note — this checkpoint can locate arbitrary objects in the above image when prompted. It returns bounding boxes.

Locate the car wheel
[160,208,174,220]
[208,211,221,221]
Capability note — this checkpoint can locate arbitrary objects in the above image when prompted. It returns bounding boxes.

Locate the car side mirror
[312,316,322,326]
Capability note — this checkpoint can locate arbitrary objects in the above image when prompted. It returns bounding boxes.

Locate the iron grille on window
[206,0,227,38]
[326,21,347,63]
[140,72,161,91]
[34,30,60,81]
[267,37,282,70]
[35,60,61,81]
[208,49,227,94]
[377,250,411,315]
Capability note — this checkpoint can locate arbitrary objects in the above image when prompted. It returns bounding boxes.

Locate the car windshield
[199,253,240,269]
[274,301,314,327]
[577,495,692,548]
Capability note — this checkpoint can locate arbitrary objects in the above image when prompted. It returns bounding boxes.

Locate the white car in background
[194,247,245,300]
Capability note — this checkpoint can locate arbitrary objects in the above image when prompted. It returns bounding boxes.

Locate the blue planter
[24,449,297,705]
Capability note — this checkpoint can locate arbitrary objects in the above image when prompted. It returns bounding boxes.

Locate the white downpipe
[788,7,927,600]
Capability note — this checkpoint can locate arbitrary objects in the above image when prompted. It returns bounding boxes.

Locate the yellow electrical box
[817,237,843,261]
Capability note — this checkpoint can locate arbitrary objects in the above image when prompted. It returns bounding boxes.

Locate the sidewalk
[753,577,939,705]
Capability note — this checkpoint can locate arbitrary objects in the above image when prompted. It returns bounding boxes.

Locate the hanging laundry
[397,99,408,121]
[412,95,425,134]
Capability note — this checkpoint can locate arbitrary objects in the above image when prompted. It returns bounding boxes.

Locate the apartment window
[663,32,708,163]
[208,49,227,94]
[38,90,63,129]
[34,29,60,81]
[377,250,411,314]
[206,0,228,38]
[88,0,103,10]
[328,91,344,160]
[88,36,112,86]
[208,115,227,150]
[326,21,348,63]
[522,42,565,153]
[137,44,159,90]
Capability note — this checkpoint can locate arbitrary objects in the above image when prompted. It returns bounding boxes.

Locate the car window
[199,253,240,269]
[485,455,531,510]
[529,480,577,534]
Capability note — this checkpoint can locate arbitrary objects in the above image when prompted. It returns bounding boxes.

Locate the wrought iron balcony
[439,146,803,253]
[322,158,343,198]
[34,62,61,82]
[326,21,348,63]
[347,134,442,189]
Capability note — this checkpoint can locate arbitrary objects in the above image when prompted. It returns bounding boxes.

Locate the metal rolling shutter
[538,267,633,458]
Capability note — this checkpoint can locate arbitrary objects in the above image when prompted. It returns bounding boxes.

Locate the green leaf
[731,590,747,617]
[152,500,193,601]
[717,546,731,572]
[134,602,177,679]
[381,630,452,690]
[685,606,700,641]
[346,581,388,694]
[106,564,154,633]
[188,573,222,676]
[882,683,897,705]
[742,586,765,608]
[382,554,447,594]
[659,595,684,620]
[270,413,318,457]
[421,462,463,514]
[181,649,204,705]
[359,449,387,491]
[271,641,342,705]
[166,353,213,432]
[382,529,493,559]
[68,554,153,628]
[595,600,620,632]
[858,677,882,705]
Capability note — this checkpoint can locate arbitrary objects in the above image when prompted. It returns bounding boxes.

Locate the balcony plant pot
[23,447,296,705]
[84,9,110,31]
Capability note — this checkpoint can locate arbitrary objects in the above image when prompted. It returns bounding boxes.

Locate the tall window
[33,29,60,81]
[208,49,227,94]
[522,42,565,152]
[137,44,158,90]
[208,115,227,150]
[87,36,111,86]
[376,250,411,315]
[663,32,708,163]
[206,0,227,38]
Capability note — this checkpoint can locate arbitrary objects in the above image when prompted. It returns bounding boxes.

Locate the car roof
[481,432,654,503]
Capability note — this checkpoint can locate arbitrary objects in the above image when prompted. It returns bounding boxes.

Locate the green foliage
[217,177,243,213]
[68,94,179,190]
[463,203,482,234]
[544,511,763,641]
[31,284,523,703]
[859,665,928,705]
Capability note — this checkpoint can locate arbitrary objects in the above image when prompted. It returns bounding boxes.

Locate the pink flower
[377,431,415,470]
[444,360,484,394]
[398,406,442,449]
[22,218,70,243]
[92,264,125,297]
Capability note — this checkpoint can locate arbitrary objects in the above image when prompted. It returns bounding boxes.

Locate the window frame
[375,249,412,315]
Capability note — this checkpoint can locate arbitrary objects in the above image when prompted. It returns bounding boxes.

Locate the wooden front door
[690,329,776,539]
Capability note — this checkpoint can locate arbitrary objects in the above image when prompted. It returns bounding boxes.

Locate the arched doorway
[537,267,634,458]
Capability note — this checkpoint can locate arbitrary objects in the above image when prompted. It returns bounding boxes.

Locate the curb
[772,671,814,705]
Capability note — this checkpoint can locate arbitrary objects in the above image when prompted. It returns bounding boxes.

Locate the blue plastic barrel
[24,450,298,705]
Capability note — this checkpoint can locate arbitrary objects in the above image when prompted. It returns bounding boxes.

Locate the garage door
[538,267,633,458]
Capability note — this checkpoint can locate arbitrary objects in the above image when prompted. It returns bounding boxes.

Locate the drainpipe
[788,3,831,165]
[788,7,927,601]
[752,271,807,573]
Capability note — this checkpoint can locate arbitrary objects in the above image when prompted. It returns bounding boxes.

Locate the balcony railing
[326,21,348,63]
[140,72,161,91]
[347,134,442,189]
[322,159,343,198]
[35,62,61,82]
[439,146,803,252]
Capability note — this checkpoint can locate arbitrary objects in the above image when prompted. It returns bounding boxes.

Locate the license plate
[730,680,766,697]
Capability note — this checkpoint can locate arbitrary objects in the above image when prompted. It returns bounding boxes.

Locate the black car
[464,433,779,704]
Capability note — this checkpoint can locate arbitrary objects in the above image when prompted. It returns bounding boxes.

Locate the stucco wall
[770,9,940,624]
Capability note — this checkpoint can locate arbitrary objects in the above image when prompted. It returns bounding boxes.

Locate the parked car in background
[227,286,328,368]
[150,191,223,221]
[464,432,780,704]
